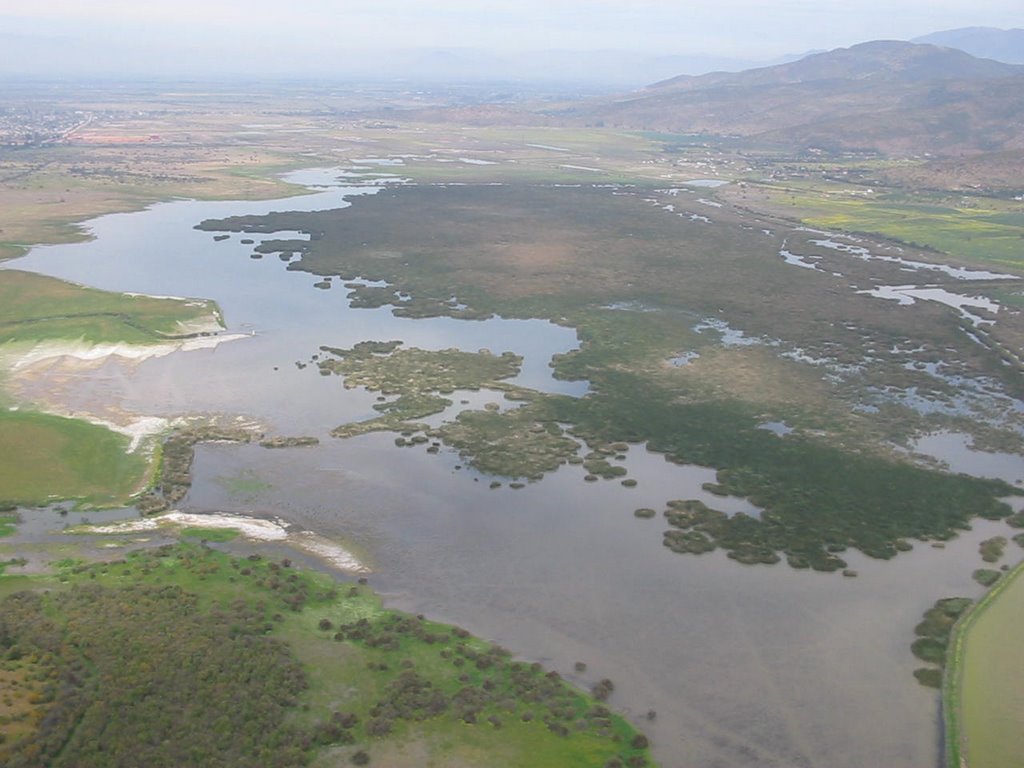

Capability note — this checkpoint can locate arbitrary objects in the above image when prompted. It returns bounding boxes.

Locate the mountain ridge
[646,40,1023,91]
[912,27,1024,64]
[561,41,1024,156]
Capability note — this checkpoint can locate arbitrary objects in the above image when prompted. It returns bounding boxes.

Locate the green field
[748,182,1024,270]
[0,269,222,345]
[0,513,18,537]
[945,559,1024,768]
[0,410,148,506]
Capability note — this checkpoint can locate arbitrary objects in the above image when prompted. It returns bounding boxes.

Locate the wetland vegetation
[134,424,257,515]
[910,596,973,686]
[435,404,581,481]
[201,183,1022,570]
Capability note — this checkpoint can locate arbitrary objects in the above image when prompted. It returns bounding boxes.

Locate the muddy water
[913,432,1024,486]
[4,169,1012,768]
[187,435,1007,768]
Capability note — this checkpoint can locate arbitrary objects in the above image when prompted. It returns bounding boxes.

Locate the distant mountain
[559,41,1024,156]
[912,27,1024,65]
[648,40,1021,89]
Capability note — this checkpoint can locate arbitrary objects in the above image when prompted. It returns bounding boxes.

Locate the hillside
[560,41,1024,156]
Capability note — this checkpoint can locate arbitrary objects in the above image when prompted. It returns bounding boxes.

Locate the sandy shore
[1,333,250,450]
[79,510,370,574]
[4,333,248,373]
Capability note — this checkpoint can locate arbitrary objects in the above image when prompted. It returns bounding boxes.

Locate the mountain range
[551,41,1024,156]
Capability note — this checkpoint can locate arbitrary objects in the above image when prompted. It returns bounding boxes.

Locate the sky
[0,0,1020,81]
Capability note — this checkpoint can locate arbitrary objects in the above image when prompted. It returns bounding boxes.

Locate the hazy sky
[1,0,1020,79]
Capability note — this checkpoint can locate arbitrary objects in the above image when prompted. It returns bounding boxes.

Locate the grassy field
[0,410,148,506]
[0,269,222,345]
[946,558,1024,768]
[733,180,1024,271]
[0,513,18,537]
[0,542,655,767]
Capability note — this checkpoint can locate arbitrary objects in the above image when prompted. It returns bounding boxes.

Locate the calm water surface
[6,169,1013,768]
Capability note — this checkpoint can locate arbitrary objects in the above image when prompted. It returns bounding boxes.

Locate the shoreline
[78,509,371,575]
[3,332,247,373]
[1,333,252,451]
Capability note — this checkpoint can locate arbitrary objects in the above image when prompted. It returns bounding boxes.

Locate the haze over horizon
[1,0,1021,84]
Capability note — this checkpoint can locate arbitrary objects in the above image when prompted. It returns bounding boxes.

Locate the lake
[5,167,1014,768]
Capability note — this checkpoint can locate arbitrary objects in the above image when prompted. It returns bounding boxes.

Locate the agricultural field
[722,175,1024,271]
[946,560,1024,768]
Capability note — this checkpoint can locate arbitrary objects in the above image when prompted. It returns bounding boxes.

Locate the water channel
[5,168,1020,768]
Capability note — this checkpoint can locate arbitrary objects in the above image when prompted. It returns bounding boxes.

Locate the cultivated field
[948,559,1024,768]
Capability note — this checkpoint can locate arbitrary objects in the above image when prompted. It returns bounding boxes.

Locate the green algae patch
[972,568,1001,587]
[215,467,273,499]
[0,410,148,507]
[913,667,943,689]
[0,544,656,768]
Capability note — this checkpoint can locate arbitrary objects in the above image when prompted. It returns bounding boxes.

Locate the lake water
[4,168,1009,768]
